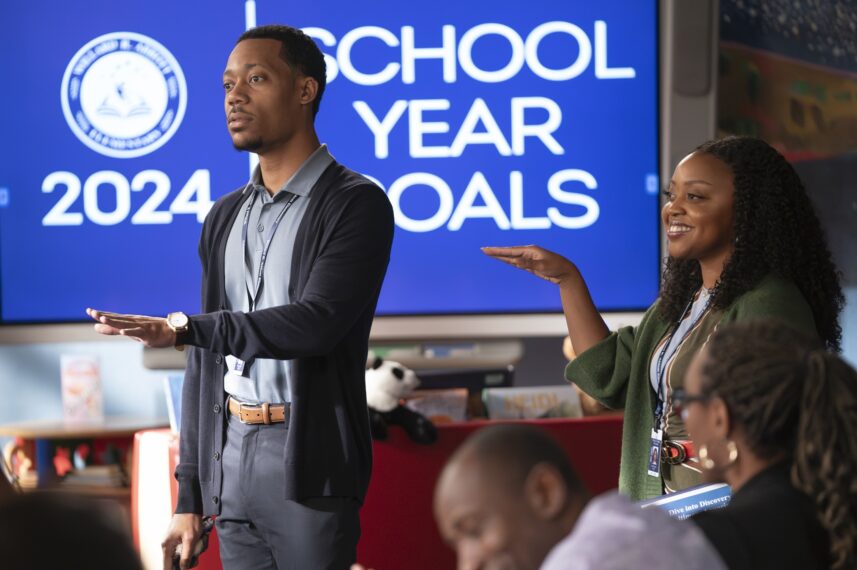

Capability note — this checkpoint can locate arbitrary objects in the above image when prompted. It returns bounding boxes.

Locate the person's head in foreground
[433,424,587,570]
[680,319,857,569]
[660,136,843,350]
[0,491,144,570]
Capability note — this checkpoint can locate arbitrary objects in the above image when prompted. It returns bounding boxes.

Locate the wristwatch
[166,312,189,351]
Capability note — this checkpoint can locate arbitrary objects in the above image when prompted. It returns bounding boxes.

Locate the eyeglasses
[670,388,711,420]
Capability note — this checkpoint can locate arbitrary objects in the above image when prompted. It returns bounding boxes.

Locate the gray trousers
[215,416,361,570]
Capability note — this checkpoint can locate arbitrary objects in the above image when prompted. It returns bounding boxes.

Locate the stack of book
[14,471,38,491]
[405,388,469,423]
[60,464,127,490]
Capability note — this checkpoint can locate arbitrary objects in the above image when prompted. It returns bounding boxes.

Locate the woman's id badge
[647,428,663,477]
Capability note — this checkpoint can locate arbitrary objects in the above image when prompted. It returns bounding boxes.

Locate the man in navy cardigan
[88,24,394,569]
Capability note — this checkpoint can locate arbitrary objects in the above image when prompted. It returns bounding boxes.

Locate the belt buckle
[236,401,249,423]
[662,440,687,465]
[238,401,271,424]
[232,399,254,424]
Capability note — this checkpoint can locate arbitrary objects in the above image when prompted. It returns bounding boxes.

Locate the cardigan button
[212,496,219,505]
[215,355,223,365]
[213,404,221,414]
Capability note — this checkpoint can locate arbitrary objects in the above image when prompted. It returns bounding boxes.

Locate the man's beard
[232,137,264,152]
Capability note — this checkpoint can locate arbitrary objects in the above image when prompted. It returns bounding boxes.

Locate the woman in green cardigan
[483,136,843,499]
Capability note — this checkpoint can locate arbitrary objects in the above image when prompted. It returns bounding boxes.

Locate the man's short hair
[238,24,327,117]
[455,424,587,497]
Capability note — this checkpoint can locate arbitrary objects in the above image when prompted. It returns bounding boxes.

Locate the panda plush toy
[365,355,437,445]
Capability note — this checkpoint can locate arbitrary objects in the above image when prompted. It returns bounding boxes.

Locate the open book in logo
[96,80,153,118]
[61,32,187,159]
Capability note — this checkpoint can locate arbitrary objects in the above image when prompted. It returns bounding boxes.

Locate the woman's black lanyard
[240,190,299,312]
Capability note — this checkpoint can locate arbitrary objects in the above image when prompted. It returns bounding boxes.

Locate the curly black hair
[658,136,844,351]
[238,25,327,117]
[700,320,857,569]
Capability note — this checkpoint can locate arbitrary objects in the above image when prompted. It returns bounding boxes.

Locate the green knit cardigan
[566,275,817,500]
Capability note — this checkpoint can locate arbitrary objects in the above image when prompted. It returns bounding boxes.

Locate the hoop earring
[697,440,739,470]
[724,439,739,467]
[698,444,715,470]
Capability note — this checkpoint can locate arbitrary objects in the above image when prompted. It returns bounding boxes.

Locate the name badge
[224,355,246,375]
[647,428,663,478]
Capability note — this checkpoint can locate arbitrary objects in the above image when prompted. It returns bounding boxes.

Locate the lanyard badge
[225,355,246,375]
[649,293,708,479]
[647,427,664,477]
[650,336,671,478]
[240,191,299,311]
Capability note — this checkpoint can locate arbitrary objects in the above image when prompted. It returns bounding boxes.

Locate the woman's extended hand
[481,245,578,285]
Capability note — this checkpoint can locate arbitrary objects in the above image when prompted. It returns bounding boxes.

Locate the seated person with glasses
[676,319,857,570]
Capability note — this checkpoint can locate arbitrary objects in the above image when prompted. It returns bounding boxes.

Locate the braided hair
[659,136,844,351]
[700,319,857,569]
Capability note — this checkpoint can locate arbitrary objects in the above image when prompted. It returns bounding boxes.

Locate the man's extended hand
[162,513,202,570]
[86,308,177,348]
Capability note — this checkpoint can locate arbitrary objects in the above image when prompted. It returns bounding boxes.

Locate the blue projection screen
[0,0,659,323]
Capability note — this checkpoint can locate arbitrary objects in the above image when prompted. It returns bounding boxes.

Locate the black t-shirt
[692,462,830,570]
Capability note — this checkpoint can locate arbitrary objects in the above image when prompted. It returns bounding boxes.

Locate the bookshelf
[0,417,168,491]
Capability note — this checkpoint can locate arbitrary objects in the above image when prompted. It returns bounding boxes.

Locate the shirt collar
[246,144,334,200]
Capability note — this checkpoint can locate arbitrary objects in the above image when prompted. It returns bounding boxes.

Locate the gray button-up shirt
[223,145,334,404]
[540,492,727,570]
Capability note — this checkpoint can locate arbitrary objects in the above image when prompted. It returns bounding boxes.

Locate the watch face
[168,312,188,329]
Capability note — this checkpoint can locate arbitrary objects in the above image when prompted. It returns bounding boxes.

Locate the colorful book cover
[60,354,103,422]
[482,386,582,420]
[639,482,732,520]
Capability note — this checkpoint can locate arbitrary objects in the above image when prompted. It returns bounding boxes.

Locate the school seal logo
[61,32,187,159]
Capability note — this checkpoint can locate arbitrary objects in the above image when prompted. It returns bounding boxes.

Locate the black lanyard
[240,190,299,311]
[653,291,710,429]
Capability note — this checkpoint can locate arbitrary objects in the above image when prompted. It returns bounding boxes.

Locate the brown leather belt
[227,398,289,425]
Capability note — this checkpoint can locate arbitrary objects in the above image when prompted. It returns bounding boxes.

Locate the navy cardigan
[174,162,394,515]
